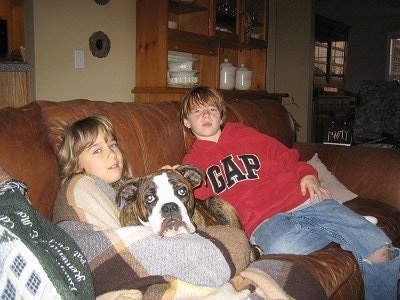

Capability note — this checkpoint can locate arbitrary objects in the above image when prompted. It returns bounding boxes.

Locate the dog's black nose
[162,202,179,214]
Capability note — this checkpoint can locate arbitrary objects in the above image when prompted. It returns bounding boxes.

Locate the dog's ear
[175,164,205,188]
[117,178,141,204]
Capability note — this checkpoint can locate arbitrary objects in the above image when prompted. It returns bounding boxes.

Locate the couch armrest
[294,142,400,212]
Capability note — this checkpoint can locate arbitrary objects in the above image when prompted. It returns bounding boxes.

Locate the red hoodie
[183,122,317,237]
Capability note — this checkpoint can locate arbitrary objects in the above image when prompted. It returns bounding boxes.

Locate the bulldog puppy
[117,164,263,262]
[118,164,243,237]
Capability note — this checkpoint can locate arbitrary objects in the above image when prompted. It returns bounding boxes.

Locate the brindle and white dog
[117,164,262,261]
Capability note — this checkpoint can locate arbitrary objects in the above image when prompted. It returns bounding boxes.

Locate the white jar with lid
[235,64,252,90]
[219,59,237,90]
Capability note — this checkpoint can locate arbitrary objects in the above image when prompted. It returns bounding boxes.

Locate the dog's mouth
[159,217,190,237]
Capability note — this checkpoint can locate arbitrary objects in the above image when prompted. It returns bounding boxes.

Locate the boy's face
[183,104,223,142]
[77,131,124,184]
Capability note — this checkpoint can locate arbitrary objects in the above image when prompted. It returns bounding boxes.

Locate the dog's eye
[145,194,156,203]
[177,187,187,196]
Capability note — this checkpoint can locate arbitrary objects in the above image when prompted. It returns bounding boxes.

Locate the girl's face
[77,130,124,184]
[184,104,223,142]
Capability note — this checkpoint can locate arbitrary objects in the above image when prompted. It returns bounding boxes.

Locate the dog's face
[118,164,205,237]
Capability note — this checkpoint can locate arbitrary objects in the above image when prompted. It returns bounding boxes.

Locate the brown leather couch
[0,98,399,299]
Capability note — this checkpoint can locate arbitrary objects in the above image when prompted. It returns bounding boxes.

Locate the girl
[53,115,128,229]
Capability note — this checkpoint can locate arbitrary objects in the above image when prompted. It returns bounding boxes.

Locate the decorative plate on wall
[89,31,111,58]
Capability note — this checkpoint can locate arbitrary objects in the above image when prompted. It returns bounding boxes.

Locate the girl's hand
[300,175,331,202]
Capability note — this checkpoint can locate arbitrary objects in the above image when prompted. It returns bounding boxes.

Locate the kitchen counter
[0,62,32,108]
[0,61,33,72]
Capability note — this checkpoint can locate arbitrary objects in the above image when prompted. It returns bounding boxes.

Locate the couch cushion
[0,103,59,219]
[345,198,400,247]
[308,153,358,202]
[263,244,363,299]
[38,99,186,177]
[225,99,295,148]
[0,164,11,184]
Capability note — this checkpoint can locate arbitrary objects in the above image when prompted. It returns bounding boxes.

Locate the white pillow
[307,153,358,202]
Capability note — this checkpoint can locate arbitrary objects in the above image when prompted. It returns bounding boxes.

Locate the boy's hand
[300,175,331,202]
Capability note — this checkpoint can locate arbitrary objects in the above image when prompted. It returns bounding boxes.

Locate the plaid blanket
[53,175,292,299]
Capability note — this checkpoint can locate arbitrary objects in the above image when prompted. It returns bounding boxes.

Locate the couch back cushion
[38,100,187,177]
[39,98,294,177]
[0,103,59,219]
[225,99,295,147]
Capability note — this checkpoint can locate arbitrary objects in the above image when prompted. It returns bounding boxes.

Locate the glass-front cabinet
[133,0,269,102]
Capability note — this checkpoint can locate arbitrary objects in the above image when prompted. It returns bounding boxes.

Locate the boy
[180,85,399,300]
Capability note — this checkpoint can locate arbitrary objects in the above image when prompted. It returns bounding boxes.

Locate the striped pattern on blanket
[58,221,254,295]
[59,219,295,300]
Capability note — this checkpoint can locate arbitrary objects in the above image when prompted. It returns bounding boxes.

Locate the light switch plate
[74,49,85,69]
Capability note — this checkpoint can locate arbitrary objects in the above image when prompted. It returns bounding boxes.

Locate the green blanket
[0,180,95,299]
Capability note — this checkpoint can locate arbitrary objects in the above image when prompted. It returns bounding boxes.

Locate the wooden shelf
[134,0,269,102]
[132,87,287,103]
[169,30,218,55]
[169,1,208,15]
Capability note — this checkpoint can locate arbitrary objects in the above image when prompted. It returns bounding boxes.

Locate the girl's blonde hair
[180,85,227,124]
[58,115,127,184]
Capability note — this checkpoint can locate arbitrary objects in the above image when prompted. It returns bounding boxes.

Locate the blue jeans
[250,199,400,300]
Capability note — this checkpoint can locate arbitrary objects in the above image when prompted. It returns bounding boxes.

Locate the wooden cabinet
[312,95,356,143]
[0,70,30,109]
[133,0,270,102]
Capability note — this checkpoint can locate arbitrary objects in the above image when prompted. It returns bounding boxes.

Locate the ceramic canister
[235,64,252,90]
[220,59,237,90]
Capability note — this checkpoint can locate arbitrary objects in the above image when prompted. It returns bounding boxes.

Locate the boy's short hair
[180,85,226,124]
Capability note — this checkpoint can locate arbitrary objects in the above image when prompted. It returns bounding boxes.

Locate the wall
[267,0,315,142]
[25,0,136,102]
[317,0,400,93]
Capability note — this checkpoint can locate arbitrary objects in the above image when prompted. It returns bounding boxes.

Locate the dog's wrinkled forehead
[153,170,186,190]
[153,172,174,195]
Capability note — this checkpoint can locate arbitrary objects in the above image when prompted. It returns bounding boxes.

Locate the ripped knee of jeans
[363,243,400,264]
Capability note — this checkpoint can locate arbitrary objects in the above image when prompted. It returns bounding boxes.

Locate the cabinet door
[242,0,268,44]
[136,0,169,88]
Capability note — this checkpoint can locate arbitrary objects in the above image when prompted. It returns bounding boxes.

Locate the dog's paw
[249,244,264,262]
